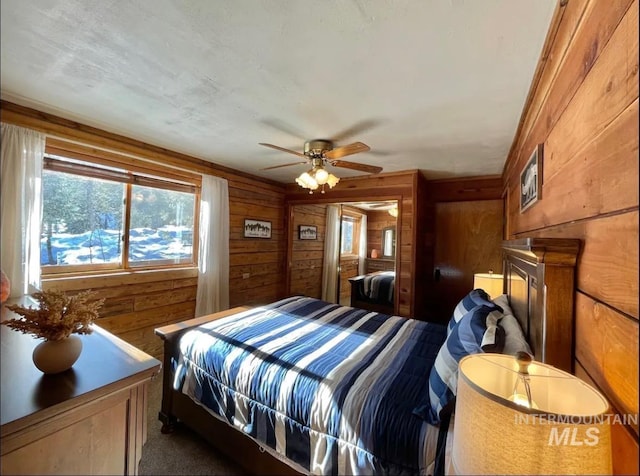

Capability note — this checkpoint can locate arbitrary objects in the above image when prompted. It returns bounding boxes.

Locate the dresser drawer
[366,259,395,273]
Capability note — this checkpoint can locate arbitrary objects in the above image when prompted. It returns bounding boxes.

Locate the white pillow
[493,294,513,316]
[493,294,533,356]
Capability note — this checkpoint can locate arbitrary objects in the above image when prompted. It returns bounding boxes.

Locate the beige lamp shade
[451,353,612,475]
[473,272,503,300]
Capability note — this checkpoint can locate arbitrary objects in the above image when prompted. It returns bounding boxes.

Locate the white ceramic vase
[32,335,83,374]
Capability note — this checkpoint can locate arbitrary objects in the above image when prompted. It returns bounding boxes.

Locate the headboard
[502,238,580,373]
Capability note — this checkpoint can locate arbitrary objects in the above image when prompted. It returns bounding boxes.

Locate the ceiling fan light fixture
[297,171,317,188]
[326,173,340,188]
[314,167,329,185]
[296,165,339,194]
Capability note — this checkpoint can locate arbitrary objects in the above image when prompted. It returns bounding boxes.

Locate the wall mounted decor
[299,225,317,240]
[244,219,272,239]
[520,144,543,212]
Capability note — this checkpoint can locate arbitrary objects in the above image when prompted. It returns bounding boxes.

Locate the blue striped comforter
[175,296,446,475]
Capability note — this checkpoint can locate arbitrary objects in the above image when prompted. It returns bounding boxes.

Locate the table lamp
[473,271,503,299]
[450,353,612,475]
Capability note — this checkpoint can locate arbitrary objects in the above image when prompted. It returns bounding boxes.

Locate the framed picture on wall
[520,144,543,213]
[244,219,272,239]
[299,225,317,240]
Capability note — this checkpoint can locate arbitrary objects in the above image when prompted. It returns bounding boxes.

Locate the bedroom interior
[0,0,637,475]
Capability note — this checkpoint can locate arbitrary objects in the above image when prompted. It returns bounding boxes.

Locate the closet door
[433,199,503,319]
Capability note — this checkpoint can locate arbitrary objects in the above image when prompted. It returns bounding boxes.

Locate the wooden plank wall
[367,210,397,257]
[1,101,287,360]
[41,269,198,359]
[339,258,360,304]
[502,1,638,473]
[229,182,286,308]
[286,171,418,317]
[289,204,327,299]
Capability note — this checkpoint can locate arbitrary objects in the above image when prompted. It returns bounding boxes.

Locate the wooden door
[433,200,503,321]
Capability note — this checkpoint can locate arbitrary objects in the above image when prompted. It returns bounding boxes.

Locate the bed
[155,238,580,475]
[348,271,395,315]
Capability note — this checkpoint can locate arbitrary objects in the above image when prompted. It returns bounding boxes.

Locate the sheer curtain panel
[1,124,45,297]
[321,204,340,303]
[358,213,367,275]
[195,175,230,316]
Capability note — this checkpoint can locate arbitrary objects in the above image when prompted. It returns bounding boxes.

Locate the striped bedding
[363,271,395,304]
[174,296,446,475]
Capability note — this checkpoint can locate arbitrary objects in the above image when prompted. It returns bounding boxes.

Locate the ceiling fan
[259,139,383,175]
[259,139,383,193]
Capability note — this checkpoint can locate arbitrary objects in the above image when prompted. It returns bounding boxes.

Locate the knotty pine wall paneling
[2,101,287,360]
[502,1,638,473]
[367,210,397,258]
[289,204,327,299]
[229,184,286,307]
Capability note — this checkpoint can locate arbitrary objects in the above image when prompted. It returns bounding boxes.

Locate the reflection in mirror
[382,226,395,258]
[288,200,398,313]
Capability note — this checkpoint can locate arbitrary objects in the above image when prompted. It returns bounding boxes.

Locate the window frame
[340,212,362,258]
[41,140,201,277]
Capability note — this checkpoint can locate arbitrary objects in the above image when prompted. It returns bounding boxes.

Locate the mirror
[382,226,396,258]
[288,200,398,311]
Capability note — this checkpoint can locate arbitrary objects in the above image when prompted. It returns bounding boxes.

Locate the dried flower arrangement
[2,290,105,341]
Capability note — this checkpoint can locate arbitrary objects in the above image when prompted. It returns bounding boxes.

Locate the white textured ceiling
[0,0,555,183]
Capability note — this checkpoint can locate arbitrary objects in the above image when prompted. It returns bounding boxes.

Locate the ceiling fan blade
[324,142,370,160]
[261,161,308,171]
[331,160,382,174]
[331,120,381,142]
[259,143,307,158]
[260,118,306,140]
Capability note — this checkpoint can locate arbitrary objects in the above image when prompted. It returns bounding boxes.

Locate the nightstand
[1,297,161,475]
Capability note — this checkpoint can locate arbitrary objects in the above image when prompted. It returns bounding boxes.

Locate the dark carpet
[138,376,246,475]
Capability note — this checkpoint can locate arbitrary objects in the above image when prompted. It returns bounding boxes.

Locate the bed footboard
[154,306,301,475]
[154,307,250,433]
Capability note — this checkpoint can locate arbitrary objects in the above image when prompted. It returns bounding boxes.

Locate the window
[41,144,200,275]
[340,213,362,256]
[340,218,355,254]
[382,226,396,258]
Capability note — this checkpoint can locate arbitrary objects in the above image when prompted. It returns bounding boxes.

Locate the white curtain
[321,204,340,303]
[358,213,367,275]
[195,174,230,316]
[1,123,45,297]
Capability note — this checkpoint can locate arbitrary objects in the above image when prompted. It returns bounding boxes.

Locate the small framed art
[298,225,317,240]
[520,144,543,213]
[244,219,272,239]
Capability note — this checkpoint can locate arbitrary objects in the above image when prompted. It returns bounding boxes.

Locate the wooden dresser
[365,258,395,273]
[1,297,161,475]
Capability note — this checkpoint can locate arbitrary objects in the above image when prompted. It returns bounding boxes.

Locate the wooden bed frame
[154,238,580,474]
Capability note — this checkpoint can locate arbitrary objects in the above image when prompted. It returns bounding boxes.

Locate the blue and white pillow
[447,289,496,335]
[414,303,503,424]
